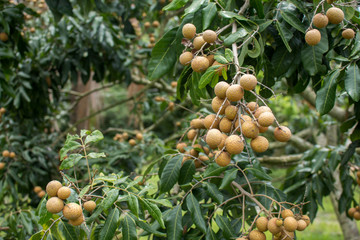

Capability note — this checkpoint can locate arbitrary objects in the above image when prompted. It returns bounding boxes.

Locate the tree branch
[257,154,304,166]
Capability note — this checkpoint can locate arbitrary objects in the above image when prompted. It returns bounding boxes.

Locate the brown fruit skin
[194,159,203,168]
[84,200,96,212]
[144,22,151,28]
[207,55,215,65]
[312,13,328,28]
[348,207,357,217]
[34,186,42,194]
[276,219,283,227]
[212,61,227,76]
[354,211,360,220]
[241,121,259,139]
[57,187,71,200]
[37,190,46,198]
[187,129,197,140]
[342,29,355,39]
[204,114,220,129]
[225,135,244,155]
[206,129,222,149]
[274,126,292,142]
[2,150,10,158]
[191,56,209,72]
[9,152,16,158]
[0,107,5,114]
[281,209,294,219]
[179,52,193,65]
[46,180,62,197]
[171,81,177,88]
[247,102,259,113]
[302,215,311,226]
[218,134,228,149]
[357,171,360,179]
[182,23,196,39]
[240,74,257,91]
[219,117,232,133]
[211,97,230,115]
[193,36,206,50]
[63,203,82,220]
[326,7,344,24]
[258,112,275,127]
[305,29,321,46]
[69,215,84,226]
[259,126,268,133]
[256,216,268,232]
[225,105,238,120]
[297,219,307,231]
[0,162,5,170]
[214,81,230,99]
[248,229,266,240]
[226,84,244,102]
[46,197,64,214]
[254,106,272,118]
[176,142,187,153]
[129,139,136,146]
[199,155,209,162]
[152,20,160,27]
[284,216,298,232]
[234,115,252,131]
[280,230,294,240]
[0,32,8,42]
[215,151,231,167]
[136,133,143,141]
[203,30,217,43]
[122,132,129,140]
[268,218,282,234]
[190,119,204,129]
[190,147,199,158]
[250,136,269,153]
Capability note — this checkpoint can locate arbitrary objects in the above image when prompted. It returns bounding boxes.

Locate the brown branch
[257,154,304,166]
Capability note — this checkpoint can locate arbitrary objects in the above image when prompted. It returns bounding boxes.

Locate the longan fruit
[46,180,62,197]
[122,132,129,140]
[248,229,266,240]
[326,7,344,24]
[258,112,275,127]
[211,97,230,115]
[214,81,230,99]
[46,197,64,213]
[182,23,196,39]
[207,55,215,65]
[274,126,292,142]
[34,186,42,194]
[276,219,283,227]
[0,107,5,114]
[297,219,307,231]
[0,162,5,170]
[226,84,244,102]
[312,13,328,28]
[203,114,220,129]
[239,74,257,91]
[256,216,268,232]
[194,159,203,168]
[254,106,272,118]
[168,101,175,111]
[280,230,294,240]
[247,102,259,113]
[215,151,231,167]
[57,186,71,200]
[193,36,206,50]
[144,22,151,28]
[218,133,228,149]
[267,218,282,235]
[225,105,238,120]
[212,61,227,76]
[241,121,259,139]
[2,150,10,158]
[203,146,210,155]
[281,209,294,219]
[152,20,160,27]
[9,152,16,158]
[219,117,232,133]
[136,133,143,141]
[199,155,209,161]
[190,148,199,158]
[206,129,222,149]
[284,216,298,232]
[171,81,177,88]
[129,139,136,146]
[69,214,84,226]
[191,56,209,72]
[149,36,156,43]
[203,30,217,43]
[236,238,246,240]
[234,115,252,131]
[354,211,360,220]
[179,52,193,65]
[187,129,197,140]
[305,29,321,46]
[348,207,357,217]
[259,126,268,133]
[302,215,310,226]
[190,118,204,129]
[63,203,82,220]
[176,142,187,153]
[84,200,96,212]
[0,32,8,42]
[342,29,355,39]
[37,190,46,198]
[225,135,244,155]
[250,136,269,153]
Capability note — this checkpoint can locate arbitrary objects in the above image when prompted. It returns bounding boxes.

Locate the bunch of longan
[113,132,143,147]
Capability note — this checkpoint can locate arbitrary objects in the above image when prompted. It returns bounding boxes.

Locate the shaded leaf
[102,189,119,210]
[121,213,136,240]
[165,205,183,240]
[202,3,217,30]
[163,0,189,11]
[100,208,120,240]
[186,193,206,233]
[160,155,182,193]
[344,62,360,101]
[140,199,165,228]
[179,160,196,185]
[315,69,340,115]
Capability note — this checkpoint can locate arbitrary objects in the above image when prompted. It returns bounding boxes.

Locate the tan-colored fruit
[225,135,244,155]
[204,114,220,129]
[258,112,274,127]
[241,121,259,139]
[34,186,42,193]
[250,136,269,153]
[274,126,292,142]
[203,30,217,43]
[219,117,232,133]
[2,150,10,158]
[171,81,177,88]
[179,52,193,65]
[348,207,357,217]
[136,133,143,140]
[240,74,257,91]
[297,219,307,231]
[199,155,209,161]
[326,7,344,24]
[211,97,230,115]
[281,209,294,219]
[354,211,360,220]
[0,162,5,170]
[259,126,268,133]
[207,55,215,65]
[190,147,199,158]
[247,102,259,113]
[149,36,156,43]
[254,106,272,118]
[226,84,244,102]
[9,152,16,158]
[46,180,62,197]
[0,107,5,114]
[212,61,227,76]
[248,229,266,240]
[63,203,82,220]
[190,119,204,129]
[206,129,222,149]
[37,190,46,198]
[176,142,187,153]
[276,219,283,227]
[203,146,210,155]
[46,197,64,213]
[0,32,8,42]
[215,151,231,167]
[234,115,252,131]
[122,132,129,140]
[129,139,136,146]
[342,29,355,39]
[193,36,206,50]
[187,129,197,140]
[69,214,84,226]
[268,218,282,234]
[357,171,360,178]
[225,105,238,120]
[218,133,228,149]
[191,56,209,72]
[256,216,268,232]
[194,159,202,168]
[236,238,246,240]
[305,29,321,46]
[182,23,196,39]
[280,230,294,240]
[57,187,71,200]
[168,101,175,111]
[84,200,96,212]
[312,13,328,28]
[284,216,298,232]
[144,22,151,28]
[302,215,310,226]
[152,20,160,27]
[214,81,230,99]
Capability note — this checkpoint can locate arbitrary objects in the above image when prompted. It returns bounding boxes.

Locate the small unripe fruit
[9,152,16,158]
[206,129,222,149]
[214,81,230,99]
[274,126,292,142]
[326,7,344,24]
[254,106,272,118]
[225,105,238,120]
[194,159,202,168]
[168,101,175,111]
[129,139,136,146]
[312,13,328,28]
[258,112,275,127]
[284,216,298,232]
[248,229,266,240]
[212,61,227,76]
[149,36,156,43]
[190,119,204,129]
[84,200,96,212]
[219,117,232,133]
[276,219,283,227]
[241,121,259,139]
[256,216,268,232]
[179,52,193,65]
[63,203,82,220]
[204,114,220,129]
[251,136,269,153]
[240,74,257,91]
[226,84,244,102]
[211,97,230,115]
[46,180,62,197]
[193,36,206,50]
[225,135,244,155]
[2,150,10,158]
[297,219,307,231]
[34,186,42,193]
[69,214,84,226]
[37,190,46,198]
[203,30,217,43]
[268,218,282,234]
[46,197,64,213]
[187,129,197,140]
[152,20,160,27]
[144,22,151,28]
[305,29,321,46]
[136,133,143,140]
[176,142,187,153]
[57,187,71,200]
[215,151,231,167]
[348,207,357,217]
[342,29,355,39]
[281,209,294,219]
[191,56,209,72]
[171,81,177,88]
[302,215,311,226]
[182,23,196,39]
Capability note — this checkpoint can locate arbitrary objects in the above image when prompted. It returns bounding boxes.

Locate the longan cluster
[1,146,16,170]
[33,185,46,198]
[348,206,360,220]
[143,19,160,48]
[305,5,355,46]
[154,95,176,111]
[113,132,143,146]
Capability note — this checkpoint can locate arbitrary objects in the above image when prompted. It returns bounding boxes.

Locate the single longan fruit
[129,139,136,146]
[0,162,5,170]
[0,107,5,114]
[46,180,62,197]
[171,81,177,88]
[354,211,360,220]
[144,22,151,28]
[226,84,244,102]
[241,121,259,139]
[206,129,222,149]
[248,229,266,240]
[218,134,228,149]
[203,146,210,155]
[225,135,244,155]
[225,105,238,120]
[179,52,193,65]
[215,151,231,167]
[281,209,294,219]
[297,219,307,231]
[63,203,82,220]
[342,29,355,39]
[326,7,344,24]
[199,155,209,161]
[348,207,357,217]
[190,119,204,129]
[9,152,16,158]
[214,81,230,99]
[176,142,187,153]
[191,56,209,72]
[57,186,71,200]
[234,115,252,131]
[284,216,298,232]
[168,101,175,111]
[258,112,275,127]
[247,102,259,113]
[182,23,196,39]
[259,126,268,133]
[312,13,328,28]
[236,238,246,240]
[274,126,292,142]
[212,61,227,76]
[212,97,230,115]
[0,32,8,42]
[239,74,257,91]
[276,219,283,227]
[219,117,232,133]
[84,200,96,212]
[122,132,129,140]
[37,190,46,198]
[194,159,203,168]
[136,133,143,140]
[207,55,215,65]
[34,186,42,194]
[204,114,220,129]
[2,150,10,158]
[251,136,269,153]
[267,218,282,234]
[69,214,84,226]
[46,197,64,213]
[302,215,311,226]
[152,20,160,27]
[305,29,321,46]
[190,146,200,157]
[187,129,197,140]
[254,106,272,118]
[280,230,294,240]
[203,30,217,43]
[149,36,156,43]
[193,36,206,50]
[256,216,268,232]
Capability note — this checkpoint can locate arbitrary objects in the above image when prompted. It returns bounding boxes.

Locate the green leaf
[184,0,205,16]
[199,66,218,89]
[100,208,120,240]
[79,185,90,198]
[280,10,306,33]
[179,160,196,185]
[148,27,178,80]
[58,221,77,240]
[186,193,206,233]
[86,205,104,224]
[223,28,248,46]
[271,47,295,77]
[315,69,341,115]
[225,48,234,62]
[84,130,104,145]
[165,205,183,240]
[246,167,271,181]
[37,198,52,225]
[177,65,193,101]
[147,199,173,208]
[160,155,182,193]
[220,168,237,189]
[257,183,286,209]
[204,163,227,177]
[128,213,166,237]
[275,21,292,52]
[215,215,234,239]
[202,3,217,30]
[60,154,83,170]
[344,62,360,101]
[206,227,217,240]
[102,189,119,210]
[128,194,139,217]
[88,152,106,159]
[214,55,228,64]
[219,11,249,22]
[121,213,136,240]
[59,134,81,161]
[163,0,189,11]
[205,182,223,204]
[140,199,165,228]
[29,231,45,240]
[247,38,261,58]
